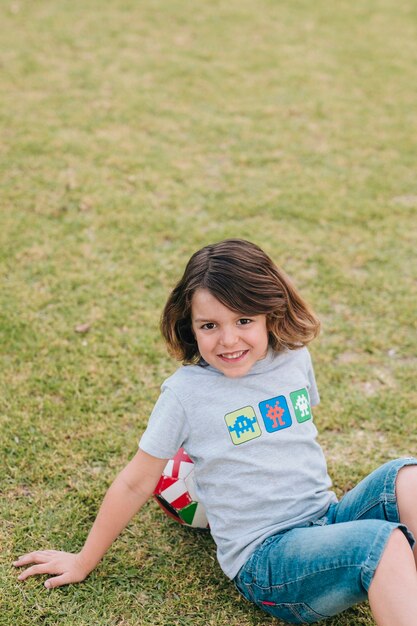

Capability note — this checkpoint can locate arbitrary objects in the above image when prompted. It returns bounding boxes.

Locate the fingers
[44,573,71,589]
[13,551,58,567]
[13,550,86,588]
[17,563,58,581]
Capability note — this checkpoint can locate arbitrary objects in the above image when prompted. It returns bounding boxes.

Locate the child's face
[191,288,269,378]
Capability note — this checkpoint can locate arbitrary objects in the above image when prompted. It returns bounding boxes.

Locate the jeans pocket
[259,601,328,624]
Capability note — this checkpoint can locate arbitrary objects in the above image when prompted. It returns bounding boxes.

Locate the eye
[237,318,252,325]
[201,322,216,330]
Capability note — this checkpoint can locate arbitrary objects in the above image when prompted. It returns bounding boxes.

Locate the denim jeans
[234,457,417,624]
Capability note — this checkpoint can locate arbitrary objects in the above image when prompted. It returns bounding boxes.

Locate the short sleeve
[307,352,320,406]
[139,385,189,459]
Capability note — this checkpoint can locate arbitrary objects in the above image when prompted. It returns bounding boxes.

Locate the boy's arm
[14,449,167,589]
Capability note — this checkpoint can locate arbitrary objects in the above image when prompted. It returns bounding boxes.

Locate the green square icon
[225,406,262,445]
[290,388,312,423]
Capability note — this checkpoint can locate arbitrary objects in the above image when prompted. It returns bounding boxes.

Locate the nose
[219,325,239,348]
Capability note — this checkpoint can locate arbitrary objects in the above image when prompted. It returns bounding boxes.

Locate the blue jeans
[234,458,417,624]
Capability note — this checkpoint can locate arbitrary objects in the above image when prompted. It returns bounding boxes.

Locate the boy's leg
[396,465,417,566]
[234,519,414,623]
[234,459,417,624]
[368,528,417,626]
[326,458,417,625]
[331,457,417,530]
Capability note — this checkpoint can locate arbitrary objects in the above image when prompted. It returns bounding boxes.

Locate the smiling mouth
[218,350,248,362]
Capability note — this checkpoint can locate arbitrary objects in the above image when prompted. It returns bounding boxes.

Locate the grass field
[1,0,416,624]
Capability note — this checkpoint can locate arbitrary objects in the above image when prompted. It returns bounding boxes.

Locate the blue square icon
[259,395,292,433]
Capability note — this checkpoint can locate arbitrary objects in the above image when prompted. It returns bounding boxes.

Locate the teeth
[220,350,245,360]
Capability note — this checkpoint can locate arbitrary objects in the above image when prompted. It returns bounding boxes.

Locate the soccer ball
[153,448,209,529]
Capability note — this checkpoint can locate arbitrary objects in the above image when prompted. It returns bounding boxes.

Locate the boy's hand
[13,550,90,589]
[13,451,166,590]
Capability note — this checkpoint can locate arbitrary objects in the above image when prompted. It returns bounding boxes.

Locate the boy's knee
[396,464,417,490]
[389,528,410,547]
[370,528,415,595]
[381,529,412,564]
[396,465,417,514]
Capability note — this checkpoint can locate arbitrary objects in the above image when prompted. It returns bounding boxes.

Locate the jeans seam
[285,602,327,620]
[348,458,417,521]
[360,523,398,591]
[287,603,304,621]
[338,458,417,523]
[244,534,280,577]
[241,580,256,603]
[352,495,393,520]
[252,563,364,590]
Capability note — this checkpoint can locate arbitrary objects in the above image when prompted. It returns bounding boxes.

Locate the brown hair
[161,239,320,364]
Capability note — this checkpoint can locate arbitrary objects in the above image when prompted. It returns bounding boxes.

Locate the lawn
[1,0,416,624]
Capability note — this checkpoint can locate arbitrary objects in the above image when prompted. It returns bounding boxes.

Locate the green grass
[1,0,416,624]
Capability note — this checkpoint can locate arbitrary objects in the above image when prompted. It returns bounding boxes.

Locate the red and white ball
[153,448,209,529]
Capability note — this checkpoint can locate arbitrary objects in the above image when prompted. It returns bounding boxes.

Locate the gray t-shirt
[139,347,337,579]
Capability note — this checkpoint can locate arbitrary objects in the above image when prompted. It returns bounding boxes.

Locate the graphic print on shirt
[224,406,262,445]
[258,395,292,433]
[290,388,312,423]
